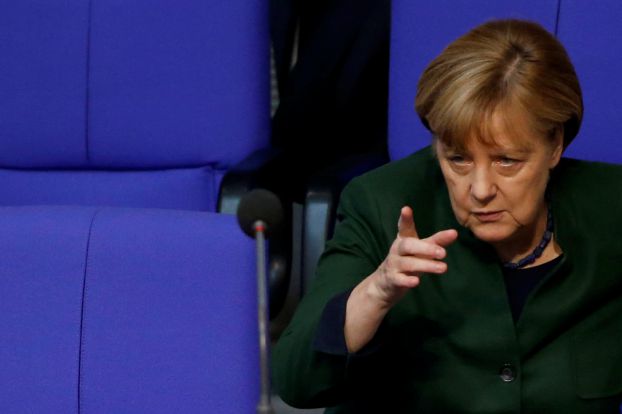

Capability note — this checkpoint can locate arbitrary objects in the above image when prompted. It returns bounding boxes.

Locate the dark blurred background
[270,0,391,202]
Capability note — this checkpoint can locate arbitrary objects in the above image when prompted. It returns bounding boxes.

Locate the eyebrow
[441,144,533,156]
[490,147,532,155]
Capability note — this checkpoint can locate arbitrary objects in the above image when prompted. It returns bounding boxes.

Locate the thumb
[397,206,419,238]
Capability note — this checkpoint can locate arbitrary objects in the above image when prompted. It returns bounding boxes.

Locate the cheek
[518,165,549,194]
[443,176,471,219]
[502,174,549,220]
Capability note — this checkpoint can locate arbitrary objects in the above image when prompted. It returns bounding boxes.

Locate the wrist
[362,270,397,312]
[345,276,391,353]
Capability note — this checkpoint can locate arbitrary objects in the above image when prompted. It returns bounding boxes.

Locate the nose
[470,166,497,204]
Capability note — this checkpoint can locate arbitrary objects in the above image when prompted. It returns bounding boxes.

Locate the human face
[436,112,563,259]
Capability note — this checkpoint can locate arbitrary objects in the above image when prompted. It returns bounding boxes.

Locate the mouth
[473,211,504,222]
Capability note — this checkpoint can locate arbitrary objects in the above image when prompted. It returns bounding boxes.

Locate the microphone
[237,189,283,414]
[237,189,284,239]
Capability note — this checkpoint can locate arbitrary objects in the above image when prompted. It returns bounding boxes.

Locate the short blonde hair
[415,19,583,151]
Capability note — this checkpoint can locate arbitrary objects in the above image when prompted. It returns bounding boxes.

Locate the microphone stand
[254,220,275,414]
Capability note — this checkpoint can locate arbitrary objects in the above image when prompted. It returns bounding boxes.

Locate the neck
[493,204,557,267]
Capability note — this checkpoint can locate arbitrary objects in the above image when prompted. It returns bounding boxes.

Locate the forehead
[439,104,541,153]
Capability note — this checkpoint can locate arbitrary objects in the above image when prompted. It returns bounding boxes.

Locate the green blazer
[273,146,622,413]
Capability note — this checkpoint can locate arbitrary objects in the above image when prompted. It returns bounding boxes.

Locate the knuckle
[400,238,418,256]
[394,256,407,272]
[396,238,409,255]
[386,255,399,270]
[418,243,434,256]
[404,259,419,273]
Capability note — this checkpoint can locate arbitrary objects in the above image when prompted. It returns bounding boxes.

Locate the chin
[469,223,514,244]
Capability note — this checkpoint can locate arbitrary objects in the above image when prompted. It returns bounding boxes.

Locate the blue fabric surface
[0,206,96,413]
[0,0,89,167]
[0,166,224,212]
[388,0,559,161]
[0,0,269,170]
[558,1,622,164]
[81,208,258,413]
[0,206,259,413]
[0,0,270,213]
[1,1,267,411]
[87,0,270,169]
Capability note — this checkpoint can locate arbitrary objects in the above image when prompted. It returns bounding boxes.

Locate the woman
[273,19,622,413]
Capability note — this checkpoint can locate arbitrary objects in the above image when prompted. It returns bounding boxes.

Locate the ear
[548,127,564,169]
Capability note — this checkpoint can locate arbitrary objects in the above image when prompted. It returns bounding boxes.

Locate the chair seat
[0,206,259,413]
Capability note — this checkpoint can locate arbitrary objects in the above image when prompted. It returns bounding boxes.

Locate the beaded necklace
[502,205,554,269]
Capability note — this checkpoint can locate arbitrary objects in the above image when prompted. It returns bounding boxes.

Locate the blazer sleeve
[271,176,389,408]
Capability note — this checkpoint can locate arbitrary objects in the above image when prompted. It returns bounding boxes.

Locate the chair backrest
[0,0,270,211]
[389,0,622,164]
[0,206,259,413]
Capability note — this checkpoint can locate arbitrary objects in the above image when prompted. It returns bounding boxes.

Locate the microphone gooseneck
[236,189,282,414]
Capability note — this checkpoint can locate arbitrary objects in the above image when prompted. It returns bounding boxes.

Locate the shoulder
[551,158,622,249]
[338,146,449,239]
[551,157,622,205]
[553,157,622,183]
[343,146,442,204]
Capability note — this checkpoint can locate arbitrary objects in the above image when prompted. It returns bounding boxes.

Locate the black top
[502,254,564,322]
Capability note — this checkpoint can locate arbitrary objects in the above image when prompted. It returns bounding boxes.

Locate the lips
[473,211,503,222]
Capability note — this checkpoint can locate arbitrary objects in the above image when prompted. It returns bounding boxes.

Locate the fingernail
[435,248,444,258]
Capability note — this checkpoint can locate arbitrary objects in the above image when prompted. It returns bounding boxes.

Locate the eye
[497,156,520,167]
[447,155,469,165]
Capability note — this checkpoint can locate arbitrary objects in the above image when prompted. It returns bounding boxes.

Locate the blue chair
[389,0,622,164]
[0,0,270,412]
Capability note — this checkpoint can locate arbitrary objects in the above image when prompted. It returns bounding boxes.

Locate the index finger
[397,206,419,239]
